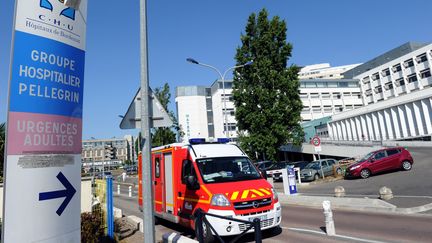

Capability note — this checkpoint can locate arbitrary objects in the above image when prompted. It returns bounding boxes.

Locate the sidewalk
[278,193,432,215]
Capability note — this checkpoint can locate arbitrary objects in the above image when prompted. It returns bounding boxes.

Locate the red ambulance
[138,138,282,241]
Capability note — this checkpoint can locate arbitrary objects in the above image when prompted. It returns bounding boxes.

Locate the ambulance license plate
[249,214,267,222]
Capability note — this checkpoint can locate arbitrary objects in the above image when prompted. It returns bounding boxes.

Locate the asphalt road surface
[114,192,432,243]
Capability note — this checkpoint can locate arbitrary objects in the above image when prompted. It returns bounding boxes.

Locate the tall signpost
[312,136,324,179]
[139,0,156,242]
[2,0,87,242]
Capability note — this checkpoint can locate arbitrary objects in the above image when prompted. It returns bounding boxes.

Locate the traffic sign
[312,136,321,147]
[3,0,87,242]
[39,172,77,216]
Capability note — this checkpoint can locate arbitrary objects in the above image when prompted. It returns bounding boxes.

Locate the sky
[1,0,432,140]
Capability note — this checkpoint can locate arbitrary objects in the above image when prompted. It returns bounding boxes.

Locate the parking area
[274,147,432,207]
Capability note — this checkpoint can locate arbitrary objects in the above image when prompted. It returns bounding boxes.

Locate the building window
[223,108,235,116]
[384,82,393,90]
[416,53,428,63]
[407,73,418,83]
[221,94,233,101]
[420,68,431,79]
[403,59,414,68]
[374,86,383,93]
[310,93,319,99]
[392,64,402,73]
[365,89,372,96]
[338,82,348,87]
[381,68,390,77]
[371,72,380,81]
[224,123,237,132]
[396,77,405,86]
[362,76,370,84]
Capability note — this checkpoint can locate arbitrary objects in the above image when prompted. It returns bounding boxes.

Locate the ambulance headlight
[271,188,278,201]
[211,194,230,207]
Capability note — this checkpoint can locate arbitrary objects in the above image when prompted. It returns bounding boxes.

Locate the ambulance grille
[240,210,270,217]
[238,218,274,231]
[233,198,271,210]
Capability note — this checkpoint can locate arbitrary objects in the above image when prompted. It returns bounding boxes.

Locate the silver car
[300,159,339,181]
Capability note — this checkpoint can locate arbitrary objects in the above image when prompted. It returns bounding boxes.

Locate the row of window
[300,92,362,99]
[300,81,359,88]
[362,52,430,84]
[364,68,432,96]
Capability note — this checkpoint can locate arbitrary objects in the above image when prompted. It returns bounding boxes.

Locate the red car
[346,147,413,179]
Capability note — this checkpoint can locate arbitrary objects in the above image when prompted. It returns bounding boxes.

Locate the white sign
[3,0,87,242]
[314,145,322,152]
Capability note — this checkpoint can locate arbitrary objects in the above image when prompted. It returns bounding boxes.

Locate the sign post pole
[312,136,324,179]
[139,0,155,242]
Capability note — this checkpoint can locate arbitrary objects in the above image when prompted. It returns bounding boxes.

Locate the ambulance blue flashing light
[217,138,230,143]
[189,138,206,144]
[188,138,230,144]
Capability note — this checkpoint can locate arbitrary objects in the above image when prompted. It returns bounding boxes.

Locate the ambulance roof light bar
[189,138,230,145]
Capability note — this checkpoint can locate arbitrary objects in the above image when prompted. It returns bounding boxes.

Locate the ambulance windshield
[196,157,261,183]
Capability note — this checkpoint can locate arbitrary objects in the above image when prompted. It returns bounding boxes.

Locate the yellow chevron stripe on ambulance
[226,188,272,201]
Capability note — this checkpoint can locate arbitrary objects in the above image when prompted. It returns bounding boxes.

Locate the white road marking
[301,193,432,199]
[283,227,388,243]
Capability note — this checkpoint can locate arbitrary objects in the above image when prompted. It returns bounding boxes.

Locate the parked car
[272,161,310,181]
[96,171,112,179]
[267,161,290,180]
[255,160,276,171]
[300,159,339,181]
[345,147,413,179]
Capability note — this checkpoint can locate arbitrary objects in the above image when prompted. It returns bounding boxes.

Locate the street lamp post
[186,58,252,139]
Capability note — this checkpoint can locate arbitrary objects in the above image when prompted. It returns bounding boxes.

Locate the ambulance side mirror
[186,175,200,190]
[260,169,268,180]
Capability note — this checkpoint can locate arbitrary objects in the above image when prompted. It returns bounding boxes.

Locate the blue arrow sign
[39,172,76,216]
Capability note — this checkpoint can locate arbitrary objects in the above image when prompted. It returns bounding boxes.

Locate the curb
[278,194,432,215]
[162,232,197,243]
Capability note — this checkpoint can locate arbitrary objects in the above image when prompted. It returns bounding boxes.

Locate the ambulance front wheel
[195,218,215,243]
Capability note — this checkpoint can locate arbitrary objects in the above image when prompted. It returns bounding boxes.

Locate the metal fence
[194,208,262,243]
[94,179,107,234]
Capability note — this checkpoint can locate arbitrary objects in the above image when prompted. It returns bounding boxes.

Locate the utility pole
[139,0,155,242]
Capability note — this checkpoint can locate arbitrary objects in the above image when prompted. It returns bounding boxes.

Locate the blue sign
[9,31,85,118]
[39,172,76,216]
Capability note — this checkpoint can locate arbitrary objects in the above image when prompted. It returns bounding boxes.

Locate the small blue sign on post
[287,166,297,194]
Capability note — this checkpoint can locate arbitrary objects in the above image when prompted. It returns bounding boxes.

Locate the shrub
[81,207,104,243]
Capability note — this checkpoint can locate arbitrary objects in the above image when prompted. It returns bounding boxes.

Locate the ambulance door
[153,154,164,212]
[163,153,174,214]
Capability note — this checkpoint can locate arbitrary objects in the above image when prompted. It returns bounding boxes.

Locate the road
[114,191,432,243]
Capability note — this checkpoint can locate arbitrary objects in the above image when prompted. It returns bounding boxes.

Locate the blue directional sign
[39,172,76,216]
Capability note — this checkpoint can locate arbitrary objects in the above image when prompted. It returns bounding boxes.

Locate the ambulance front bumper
[206,202,282,236]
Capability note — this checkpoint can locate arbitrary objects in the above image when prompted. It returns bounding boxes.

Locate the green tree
[0,122,5,178]
[151,83,177,147]
[233,9,303,161]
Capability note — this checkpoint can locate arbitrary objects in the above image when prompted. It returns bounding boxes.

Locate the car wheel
[402,160,412,171]
[195,218,214,243]
[336,168,342,176]
[360,169,371,179]
[314,173,320,181]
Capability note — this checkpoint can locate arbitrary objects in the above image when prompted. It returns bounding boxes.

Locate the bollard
[128,185,132,197]
[117,185,120,195]
[379,186,393,200]
[334,186,345,197]
[322,200,336,236]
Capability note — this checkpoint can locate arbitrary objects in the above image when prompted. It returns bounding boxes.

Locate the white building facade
[299,79,363,121]
[176,71,364,140]
[328,42,432,141]
[299,63,361,80]
[176,80,237,141]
